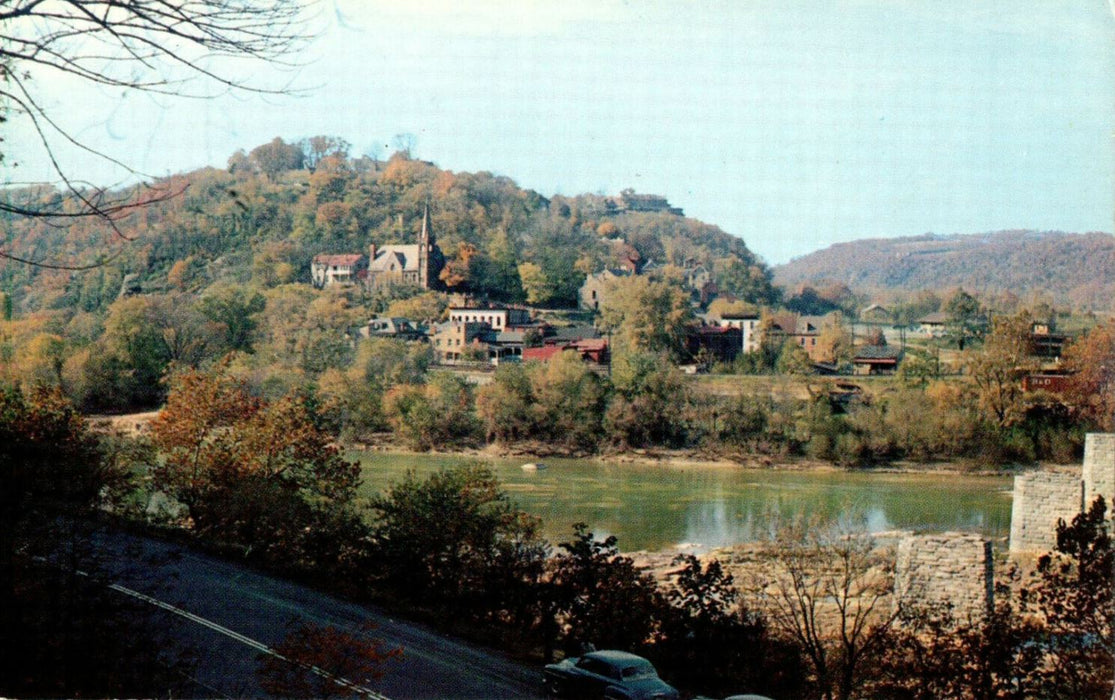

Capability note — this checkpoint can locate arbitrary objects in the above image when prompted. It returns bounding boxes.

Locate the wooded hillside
[773,231,1115,311]
[0,142,774,315]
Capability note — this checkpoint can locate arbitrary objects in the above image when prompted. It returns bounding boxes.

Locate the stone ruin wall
[1009,432,1115,554]
[895,533,993,618]
[714,435,1113,623]
[893,433,1114,620]
[1083,432,1115,508]
[1008,470,1084,554]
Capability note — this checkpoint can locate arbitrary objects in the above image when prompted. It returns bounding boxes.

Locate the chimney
[369,243,377,261]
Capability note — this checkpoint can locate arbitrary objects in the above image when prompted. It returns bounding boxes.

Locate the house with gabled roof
[311,253,367,288]
[918,312,949,337]
[791,315,830,361]
[762,313,842,362]
[860,303,892,323]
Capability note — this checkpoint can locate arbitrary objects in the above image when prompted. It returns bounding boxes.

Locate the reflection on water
[355,452,1013,552]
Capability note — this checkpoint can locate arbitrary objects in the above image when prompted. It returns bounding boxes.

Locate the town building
[448,306,532,331]
[604,189,684,216]
[917,312,949,337]
[429,319,530,365]
[310,207,441,290]
[1022,371,1074,393]
[852,345,903,375]
[546,325,602,345]
[1028,323,1069,361]
[487,329,528,363]
[523,338,609,365]
[357,317,425,341]
[718,312,761,354]
[579,268,633,311]
[366,207,440,289]
[686,325,743,365]
[429,320,491,364]
[791,315,828,362]
[860,303,892,324]
[311,253,367,288]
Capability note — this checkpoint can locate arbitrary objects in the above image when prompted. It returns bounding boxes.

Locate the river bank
[350,438,1032,477]
[90,409,1046,477]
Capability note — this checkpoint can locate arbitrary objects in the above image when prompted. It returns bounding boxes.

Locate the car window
[621,662,657,679]
[577,658,617,679]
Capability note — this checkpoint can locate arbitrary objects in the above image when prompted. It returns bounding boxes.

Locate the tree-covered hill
[772,230,1115,311]
[0,140,775,316]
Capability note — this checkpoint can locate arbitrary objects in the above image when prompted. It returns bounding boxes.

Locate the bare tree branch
[0,0,313,267]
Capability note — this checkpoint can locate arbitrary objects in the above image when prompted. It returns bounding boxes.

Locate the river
[354,452,1014,553]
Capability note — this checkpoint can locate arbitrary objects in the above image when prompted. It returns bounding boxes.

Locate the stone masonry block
[1009,470,1084,554]
[895,533,993,621]
[1083,433,1115,509]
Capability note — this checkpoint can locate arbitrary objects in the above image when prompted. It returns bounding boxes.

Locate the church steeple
[418,203,431,288]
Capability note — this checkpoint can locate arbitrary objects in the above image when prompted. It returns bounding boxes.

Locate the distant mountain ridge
[772,230,1115,311]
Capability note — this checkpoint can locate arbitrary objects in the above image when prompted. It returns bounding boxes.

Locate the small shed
[852,345,902,375]
[860,303,892,323]
[917,312,949,337]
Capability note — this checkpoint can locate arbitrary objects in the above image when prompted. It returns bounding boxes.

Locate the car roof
[584,650,647,664]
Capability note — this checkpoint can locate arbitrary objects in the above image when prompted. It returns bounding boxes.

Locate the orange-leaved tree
[150,363,362,569]
[964,311,1037,428]
[1062,321,1115,431]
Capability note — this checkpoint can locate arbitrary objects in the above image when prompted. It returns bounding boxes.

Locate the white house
[448,307,531,331]
[719,312,762,353]
[311,254,366,288]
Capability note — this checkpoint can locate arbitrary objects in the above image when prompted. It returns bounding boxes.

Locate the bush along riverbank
[319,346,1091,469]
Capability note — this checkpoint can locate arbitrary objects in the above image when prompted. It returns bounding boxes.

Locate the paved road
[90,529,545,699]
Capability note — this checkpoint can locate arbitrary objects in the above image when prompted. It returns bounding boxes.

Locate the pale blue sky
[8,1,1114,264]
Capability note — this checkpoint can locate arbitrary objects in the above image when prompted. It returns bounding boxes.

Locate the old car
[543,650,679,699]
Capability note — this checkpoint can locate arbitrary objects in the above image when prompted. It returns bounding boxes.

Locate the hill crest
[773,230,1115,311]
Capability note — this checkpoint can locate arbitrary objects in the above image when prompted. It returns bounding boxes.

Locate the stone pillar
[895,533,993,620]
[1009,470,1084,554]
[1083,433,1115,509]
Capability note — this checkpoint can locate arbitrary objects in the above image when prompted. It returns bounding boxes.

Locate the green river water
[354,452,1014,553]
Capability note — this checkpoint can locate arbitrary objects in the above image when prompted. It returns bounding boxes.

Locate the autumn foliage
[1063,321,1115,431]
[150,363,363,570]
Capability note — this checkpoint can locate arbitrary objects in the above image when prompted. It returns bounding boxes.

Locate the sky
[6,1,1114,265]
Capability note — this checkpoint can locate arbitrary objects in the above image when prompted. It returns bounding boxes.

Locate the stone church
[365,206,441,289]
